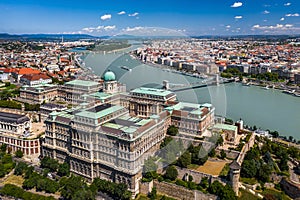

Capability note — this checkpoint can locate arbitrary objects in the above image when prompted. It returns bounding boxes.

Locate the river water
[80,43,300,139]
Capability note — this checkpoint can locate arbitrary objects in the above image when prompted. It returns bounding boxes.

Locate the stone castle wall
[153,180,217,200]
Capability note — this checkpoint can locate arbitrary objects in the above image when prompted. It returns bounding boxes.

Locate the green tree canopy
[164,165,178,181]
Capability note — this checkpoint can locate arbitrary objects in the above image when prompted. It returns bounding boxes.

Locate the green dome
[103,71,116,81]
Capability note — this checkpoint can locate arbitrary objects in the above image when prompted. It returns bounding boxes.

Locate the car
[47,173,53,178]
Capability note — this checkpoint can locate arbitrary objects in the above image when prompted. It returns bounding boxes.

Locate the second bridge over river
[163,75,236,92]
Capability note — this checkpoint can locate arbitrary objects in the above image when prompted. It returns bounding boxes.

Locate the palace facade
[41,71,215,196]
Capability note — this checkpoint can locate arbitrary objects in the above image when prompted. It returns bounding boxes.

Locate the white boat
[283,89,295,94]
[294,93,300,97]
[121,66,132,71]
[264,86,270,90]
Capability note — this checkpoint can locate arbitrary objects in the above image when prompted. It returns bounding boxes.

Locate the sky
[0,0,300,36]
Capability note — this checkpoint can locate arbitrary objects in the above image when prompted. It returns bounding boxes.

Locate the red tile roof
[21,73,51,81]
[17,68,41,75]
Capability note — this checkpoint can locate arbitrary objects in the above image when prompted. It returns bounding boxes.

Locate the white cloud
[234,16,243,19]
[128,12,139,17]
[263,10,270,14]
[285,24,293,28]
[280,17,285,21]
[123,26,143,32]
[251,24,299,32]
[104,25,116,31]
[226,25,231,28]
[118,11,126,15]
[119,26,188,37]
[284,2,291,6]
[81,25,116,33]
[100,14,111,20]
[285,13,299,17]
[231,2,243,8]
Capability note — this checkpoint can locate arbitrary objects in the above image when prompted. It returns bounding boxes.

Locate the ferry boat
[121,66,132,71]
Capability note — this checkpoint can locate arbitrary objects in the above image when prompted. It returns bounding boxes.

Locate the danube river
[80,44,300,139]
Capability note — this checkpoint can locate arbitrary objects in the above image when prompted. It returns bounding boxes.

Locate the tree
[143,157,158,180]
[241,159,257,178]
[1,143,7,152]
[209,149,216,157]
[60,175,88,200]
[208,180,223,195]
[58,162,70,177]
[257,163,272,183]
[14,162,28,176]
[72,188,95,200]
[200,177,209,189]
[188,175,193,182]
[160,137,173,149]
[148,187,157,200]
[164,165,178,181]
[40,157,59,172]
[209,181,237,200]
[221,184,237,200]
[167,125,179,136]
[190,145,208,165]
[15,150,24,158]
[220,149,227,159]
[177,151,191,168]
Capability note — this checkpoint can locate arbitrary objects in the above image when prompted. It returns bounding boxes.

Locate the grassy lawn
[0,84,17,91]
[196,160,228,176]
[219,163,230,177]
[240,177,257,185]
[3,175,24,187]
[187,164,199,170]
[262,188,291,200]
[239,189,259,200]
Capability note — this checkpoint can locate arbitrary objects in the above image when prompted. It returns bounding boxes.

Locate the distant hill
[192,34,300,40]
[0,33,106,41]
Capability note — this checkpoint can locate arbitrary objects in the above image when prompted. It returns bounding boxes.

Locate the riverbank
[241,79,300,97]
[130,52,209,79]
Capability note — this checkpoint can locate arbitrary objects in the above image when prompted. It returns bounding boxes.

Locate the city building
[40,103,68,121]
[59,79,102,103]
[42,103,170,196]
[212,123,238,144]
[19,84,58,104]
[167,102,215,134]
[102,70,126,94]
[20,73,52,86]
[0,111,31,135]
[41,71,215,196]
[129,87,177,118]
[0,111,40,155]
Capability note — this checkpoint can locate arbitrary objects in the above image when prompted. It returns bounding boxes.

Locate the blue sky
[0,0,300,35]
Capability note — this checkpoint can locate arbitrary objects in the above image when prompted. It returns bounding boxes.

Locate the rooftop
[0,111,30,124]
[131,87,175,98]
[213,123,238,132]
[102,114,152,135]
[65,80,99,87]
[169,102,213,116]
[75,104,124,120]
[89,92,113,100]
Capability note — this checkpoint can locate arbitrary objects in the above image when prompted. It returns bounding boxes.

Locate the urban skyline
[1,0,300,36]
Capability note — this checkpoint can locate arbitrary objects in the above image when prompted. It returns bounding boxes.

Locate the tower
[229,160,241,196]
[103,70,118,94]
